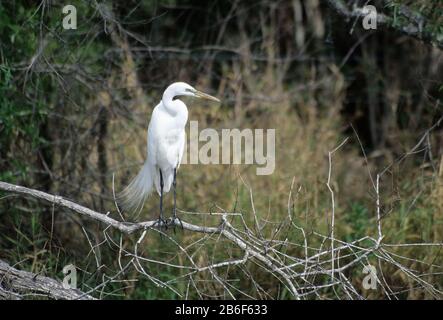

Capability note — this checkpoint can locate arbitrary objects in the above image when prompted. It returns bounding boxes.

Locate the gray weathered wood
[0,260,94,300]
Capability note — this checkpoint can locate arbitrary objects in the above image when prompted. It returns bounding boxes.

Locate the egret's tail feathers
[118,160,153,214]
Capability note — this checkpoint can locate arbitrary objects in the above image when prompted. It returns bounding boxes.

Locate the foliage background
[0,0,442,299]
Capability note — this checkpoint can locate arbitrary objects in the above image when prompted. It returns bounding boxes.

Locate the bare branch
[0,260,94,300]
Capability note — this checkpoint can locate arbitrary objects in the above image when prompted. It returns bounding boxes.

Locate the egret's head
[164,82,220,103]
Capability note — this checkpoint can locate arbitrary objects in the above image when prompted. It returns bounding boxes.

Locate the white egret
[118,82,220,226]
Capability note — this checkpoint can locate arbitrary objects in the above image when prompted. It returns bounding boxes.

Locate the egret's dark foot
[173,215,184,233]
[168,214,184,234]
[153,216,168,231]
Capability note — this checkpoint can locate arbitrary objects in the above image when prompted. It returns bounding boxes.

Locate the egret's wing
[148,104,165,195]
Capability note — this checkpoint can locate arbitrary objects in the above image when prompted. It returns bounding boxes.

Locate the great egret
[118,82,220,226]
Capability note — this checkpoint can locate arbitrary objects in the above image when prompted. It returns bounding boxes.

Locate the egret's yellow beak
[194,90,220,102]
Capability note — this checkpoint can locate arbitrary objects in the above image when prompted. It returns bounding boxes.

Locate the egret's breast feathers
[155,129,185,168]
[148,101,187,169]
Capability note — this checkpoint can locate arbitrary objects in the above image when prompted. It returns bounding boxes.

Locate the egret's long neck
[161,89,178,115]
[161,89,187,118]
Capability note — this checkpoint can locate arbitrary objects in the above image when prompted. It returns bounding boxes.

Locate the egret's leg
[172,168,183,230]
[173,168,177,218]
[159,169,164,222]
[153,169,167,231]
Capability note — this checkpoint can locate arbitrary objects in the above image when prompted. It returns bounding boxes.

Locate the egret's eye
[185,88,195,93]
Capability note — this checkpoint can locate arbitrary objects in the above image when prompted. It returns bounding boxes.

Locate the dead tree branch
[0,260,94,300]
[1,180,442,299]
[0,181,300,299]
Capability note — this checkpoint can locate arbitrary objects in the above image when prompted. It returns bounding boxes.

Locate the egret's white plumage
[119,82,219,218]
